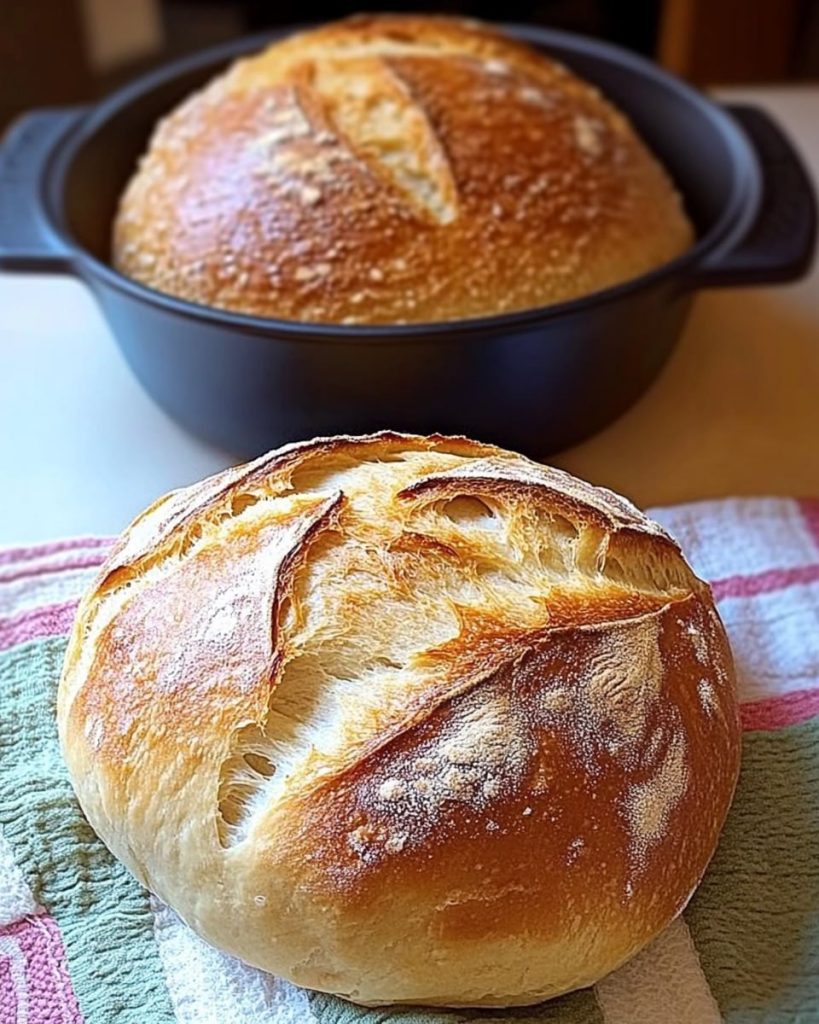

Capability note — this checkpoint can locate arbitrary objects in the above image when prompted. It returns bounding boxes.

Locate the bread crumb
[482,778,501,799]
[252,123,311,150]
[295,263,331,282]
[574,115,604,158]
[687,622,708,663]
[698,679,717,715]
[378,778,407,801]
[348,825,376,857]
[443,766,471,797]
[519,85,552,107]
[566,837,585,864]
[385,833,407,853]
[539,688,571,714]
[300,185,322,206]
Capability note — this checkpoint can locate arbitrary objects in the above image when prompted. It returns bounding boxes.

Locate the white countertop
[1,86,817,545]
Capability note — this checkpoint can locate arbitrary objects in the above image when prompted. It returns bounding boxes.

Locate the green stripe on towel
[686,717,819,1023]
[0,636,175,1024]
[307,983,604,1023]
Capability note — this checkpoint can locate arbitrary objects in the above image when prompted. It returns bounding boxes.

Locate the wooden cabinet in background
[658,0,802,84]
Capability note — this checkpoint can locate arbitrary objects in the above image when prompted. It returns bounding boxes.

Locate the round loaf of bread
[112,15,693,324]
[58,433,739,1007]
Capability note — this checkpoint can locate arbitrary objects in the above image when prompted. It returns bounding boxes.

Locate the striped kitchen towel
[1,498,818,1024]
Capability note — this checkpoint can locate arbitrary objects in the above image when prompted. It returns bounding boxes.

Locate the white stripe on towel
[595,918,721,1024]
[0,829,39,927]
[0,566,101,617]
[651,497,817,581]
[150,896,317,1024]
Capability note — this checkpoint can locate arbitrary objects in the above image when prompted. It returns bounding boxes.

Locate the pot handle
[0,107,86,273]
[687,104,817,288]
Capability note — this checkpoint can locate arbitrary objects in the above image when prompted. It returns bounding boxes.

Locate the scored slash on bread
[57,432,739,1007]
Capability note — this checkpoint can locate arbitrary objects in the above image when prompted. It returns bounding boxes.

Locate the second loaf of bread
[113,15,693,324]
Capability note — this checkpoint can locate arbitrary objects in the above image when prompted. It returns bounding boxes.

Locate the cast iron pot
[0,24,815,457]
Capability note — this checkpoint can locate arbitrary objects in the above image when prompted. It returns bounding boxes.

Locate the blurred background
[3,0,819,131]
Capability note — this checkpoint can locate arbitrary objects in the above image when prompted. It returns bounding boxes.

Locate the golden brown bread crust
[112,15,693,324]
[57,433,739,1006]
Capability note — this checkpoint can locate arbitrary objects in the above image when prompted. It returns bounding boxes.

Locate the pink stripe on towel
[0,600,80,652]
[0,914,84,1023]
[740,687,819,732]
[711,564,819,601]
[799,499,819,549]
[0,537,112,567]
[0,555,107,586]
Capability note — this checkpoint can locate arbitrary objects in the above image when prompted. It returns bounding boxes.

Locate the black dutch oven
[0,24,815,457]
